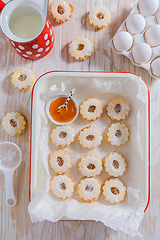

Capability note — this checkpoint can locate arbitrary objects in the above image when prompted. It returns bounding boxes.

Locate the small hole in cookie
[86,135,95,141]
[87,163,96,170]
[88,105,96,113]
[57,5,65,15]
[97,12,104,19]
[57,157,64,166]
[85,184,93,192]
[113,160,119,169]
[115,129,121,138]
[59,182,66,190]
[59,131,67,138]
[10,119,17,127]
[77,44,84,51]
[19,74,27,81]
[114,104,121,113]
[111,187,119,195]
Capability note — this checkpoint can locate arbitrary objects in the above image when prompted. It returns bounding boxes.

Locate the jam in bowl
[45,95,78,125]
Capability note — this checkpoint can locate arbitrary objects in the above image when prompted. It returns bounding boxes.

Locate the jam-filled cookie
[104,152,127,177]
[49,0,74,23]
[78,154,102,177]
[106,97,130,121]
[77,177,101,202]
[49,149,72,174]
[51,125,75,148]
[105,123,129,146]
[80,98,103,121]
[88,6,111,29]
[69,37,93,60]
[2,112,26,136]
[102,178,126,203]
[11,68,35,91]
[50,175,74,200]
[78,125,102,149]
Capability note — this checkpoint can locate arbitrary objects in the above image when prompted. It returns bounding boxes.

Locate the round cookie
[78,154,102,177]
[50,125,75,148]
[2,112,26,136]
[80,98,103,121]
[11,68,35,91]
[104,152,127,177]
[105,123,129,146]
[102,178,126,203]
[49,149,72,174]
[50,175,74,200]
[77,177,101,202]
[88,6,111,29]
[69,37,93,60]
[106,97,130,121]
[49,0,74,23]
[78,125,102,149]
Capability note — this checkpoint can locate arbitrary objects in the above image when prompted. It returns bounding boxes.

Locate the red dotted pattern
[10,20,55,60]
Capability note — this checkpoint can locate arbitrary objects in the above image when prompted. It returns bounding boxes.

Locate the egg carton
[109,0,160,78]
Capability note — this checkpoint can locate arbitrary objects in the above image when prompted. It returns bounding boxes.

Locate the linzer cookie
[88,6,111,29]
[80,98,103,121]
[50,175,74,200]
[69,37,93,60]
[106,97,130,121]
[78,125,102,149]
[2,112,26,136]
[49,0,74,23]
[50,125,75,148]
[78,154,102,177]
[11,68,35,91]
[49,149,72,174]
[77,177,101,202]
[105,123,129,146]
[104,152,127,177]
[102,178,126,203]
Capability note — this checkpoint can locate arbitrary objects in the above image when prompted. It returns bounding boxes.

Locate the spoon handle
[4,171,16,207]
[58,89,75,110]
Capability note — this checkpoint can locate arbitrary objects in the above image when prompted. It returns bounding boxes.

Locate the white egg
[131,43,152,64]
[151,58,160,77]
[156,11,160,24]
[145,25,160,47]
[113,31,133,52]
[138,0,159,17]
[125,14,146,34]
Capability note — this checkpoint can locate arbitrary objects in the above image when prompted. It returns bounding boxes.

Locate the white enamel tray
[29,71,150,217]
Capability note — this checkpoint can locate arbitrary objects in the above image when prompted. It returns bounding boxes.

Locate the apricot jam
[49,97,77,123]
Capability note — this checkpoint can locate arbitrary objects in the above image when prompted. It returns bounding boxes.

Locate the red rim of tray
[29,71,150,212]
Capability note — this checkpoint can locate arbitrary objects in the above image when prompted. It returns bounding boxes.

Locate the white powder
[0,149,17,164]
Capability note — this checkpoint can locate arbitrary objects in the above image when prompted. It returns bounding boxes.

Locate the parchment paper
[28,77,147,237]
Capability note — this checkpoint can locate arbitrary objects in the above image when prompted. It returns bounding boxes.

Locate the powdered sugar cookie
[78,154,102,177]
[51,125,75,148]
[49,149,72,174]
[102,178,126,203]
[78,125,102,149]
[88,6,111,29]
[50,175,74,200]
[106,97,130,121]
[80,98,103,121]
[2,112,26,136]
[104,152,127,177]
[77,177,101,202]
[11,68,35,91]
[49,0,74,23]
[69,37,93,60]
[105,123,129,146]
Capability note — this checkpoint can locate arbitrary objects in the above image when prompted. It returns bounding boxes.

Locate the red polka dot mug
[0,0,55,60]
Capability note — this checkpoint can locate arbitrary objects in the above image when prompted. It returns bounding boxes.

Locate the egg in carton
[108,0,160,78]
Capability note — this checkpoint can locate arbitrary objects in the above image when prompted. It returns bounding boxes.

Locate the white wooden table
[0,0,159,239]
